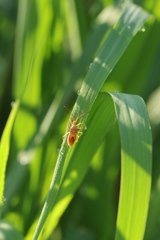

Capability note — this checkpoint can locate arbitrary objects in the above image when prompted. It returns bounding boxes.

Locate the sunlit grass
[0,1,159,240]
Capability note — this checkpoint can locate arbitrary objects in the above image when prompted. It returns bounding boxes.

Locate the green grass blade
[38,92,152,240]
[75,3,150,114]
[110,93,152,240]
[34,93,116,240]
[32,3,150,239]
[0,102,19,216]
[53,92,152,240]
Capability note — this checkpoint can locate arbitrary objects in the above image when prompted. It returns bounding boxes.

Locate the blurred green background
[0,0,160,239]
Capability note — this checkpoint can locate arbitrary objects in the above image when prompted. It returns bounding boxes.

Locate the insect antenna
[64,106,72,114]
[75,111,89,122]
[64,106,75,123]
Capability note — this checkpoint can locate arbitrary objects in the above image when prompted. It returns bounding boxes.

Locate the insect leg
[77,131,83,138]
[62,131,70,138]
[76,122,83,126]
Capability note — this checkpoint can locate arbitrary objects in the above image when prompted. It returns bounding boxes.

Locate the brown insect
[63,106,89,146]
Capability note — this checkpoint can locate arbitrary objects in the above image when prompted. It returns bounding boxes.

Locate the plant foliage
[0,0,159,240]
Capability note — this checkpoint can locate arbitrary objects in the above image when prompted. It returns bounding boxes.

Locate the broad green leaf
[110,93,152,240]
[0,102,19,216]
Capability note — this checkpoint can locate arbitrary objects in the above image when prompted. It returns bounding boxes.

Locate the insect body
[64,106,89,146]
[67,121,82,146]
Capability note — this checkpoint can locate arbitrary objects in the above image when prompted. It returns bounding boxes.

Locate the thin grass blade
[0,102,19,216]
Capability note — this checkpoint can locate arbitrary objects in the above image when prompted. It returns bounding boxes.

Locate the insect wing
[68,135,76,146]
